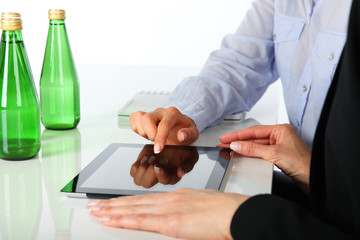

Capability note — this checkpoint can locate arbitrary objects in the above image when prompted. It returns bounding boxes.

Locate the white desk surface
[0,64,279,240]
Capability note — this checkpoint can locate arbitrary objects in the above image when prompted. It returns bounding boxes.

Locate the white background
[1,0,253,77]
[1,0,288,123]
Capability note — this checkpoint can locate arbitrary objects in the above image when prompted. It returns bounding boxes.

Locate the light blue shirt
[164,0,352,148]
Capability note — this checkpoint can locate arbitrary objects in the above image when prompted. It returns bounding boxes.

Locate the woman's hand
[218,124,311,193]
[89,188,249,240]
[130,107,199,154]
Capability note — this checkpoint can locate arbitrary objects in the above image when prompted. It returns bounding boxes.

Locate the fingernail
[181,132,187,142]
[88,201,100,207]
[230,142,242,152]
[154,143,161,154]
[148,156,156,164]
[154,165,161,174]
[140,156,148,164]
[90,206,101,212]
[102,216,111,222]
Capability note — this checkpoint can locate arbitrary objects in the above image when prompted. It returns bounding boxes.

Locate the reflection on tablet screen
[61,143,230,198]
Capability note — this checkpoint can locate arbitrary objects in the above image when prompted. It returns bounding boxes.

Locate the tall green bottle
[40,9,80,130]
[0,12,41,160]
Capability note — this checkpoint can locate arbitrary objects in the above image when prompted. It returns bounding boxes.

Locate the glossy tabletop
[0,64,278,240]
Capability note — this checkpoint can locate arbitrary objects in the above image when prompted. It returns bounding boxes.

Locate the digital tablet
[61,143,231,199]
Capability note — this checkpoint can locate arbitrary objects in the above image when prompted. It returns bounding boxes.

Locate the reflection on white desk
[0,64,278,240]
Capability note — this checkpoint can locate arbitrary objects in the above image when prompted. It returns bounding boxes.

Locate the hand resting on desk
[89,188,249,240]
[218,124,311,194]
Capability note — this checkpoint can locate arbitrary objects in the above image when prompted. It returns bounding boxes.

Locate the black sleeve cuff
[231,194,312,240]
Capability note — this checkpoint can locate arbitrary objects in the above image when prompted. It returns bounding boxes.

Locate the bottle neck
[50,19,65,25]
[1,30,24,43]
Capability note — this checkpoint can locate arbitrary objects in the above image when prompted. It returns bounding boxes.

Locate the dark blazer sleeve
[230,195,356,240]
[230,0,360,239]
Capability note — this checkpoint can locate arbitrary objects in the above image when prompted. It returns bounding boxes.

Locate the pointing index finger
[154,115,176,153]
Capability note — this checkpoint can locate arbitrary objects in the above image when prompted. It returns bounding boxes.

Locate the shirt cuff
[162,101,209,132]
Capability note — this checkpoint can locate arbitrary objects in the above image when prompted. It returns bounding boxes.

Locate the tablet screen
[61,143,230,198]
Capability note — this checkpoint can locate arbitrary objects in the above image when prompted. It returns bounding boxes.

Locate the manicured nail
[230,142,242,152]
[154,165,161,174]
[102,216,111,222]
[90,206,101,211]
[140,156,148,164]
[148,156,156,164]
[154,143,161,154]
[181,132,187,142]
[88,201,100,207]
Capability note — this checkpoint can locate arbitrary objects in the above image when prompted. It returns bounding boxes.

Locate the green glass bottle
[40,9,80,130]
[0,12,41,160]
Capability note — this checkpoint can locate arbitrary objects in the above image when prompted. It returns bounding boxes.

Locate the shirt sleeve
[163,0,279,132]
[231,194,357,240]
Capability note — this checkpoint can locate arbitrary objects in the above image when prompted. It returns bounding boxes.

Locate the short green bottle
[0,12,41,160]
[40,9,80,130]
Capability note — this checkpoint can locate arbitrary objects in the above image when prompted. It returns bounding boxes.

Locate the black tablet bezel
[61,143,230,198]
